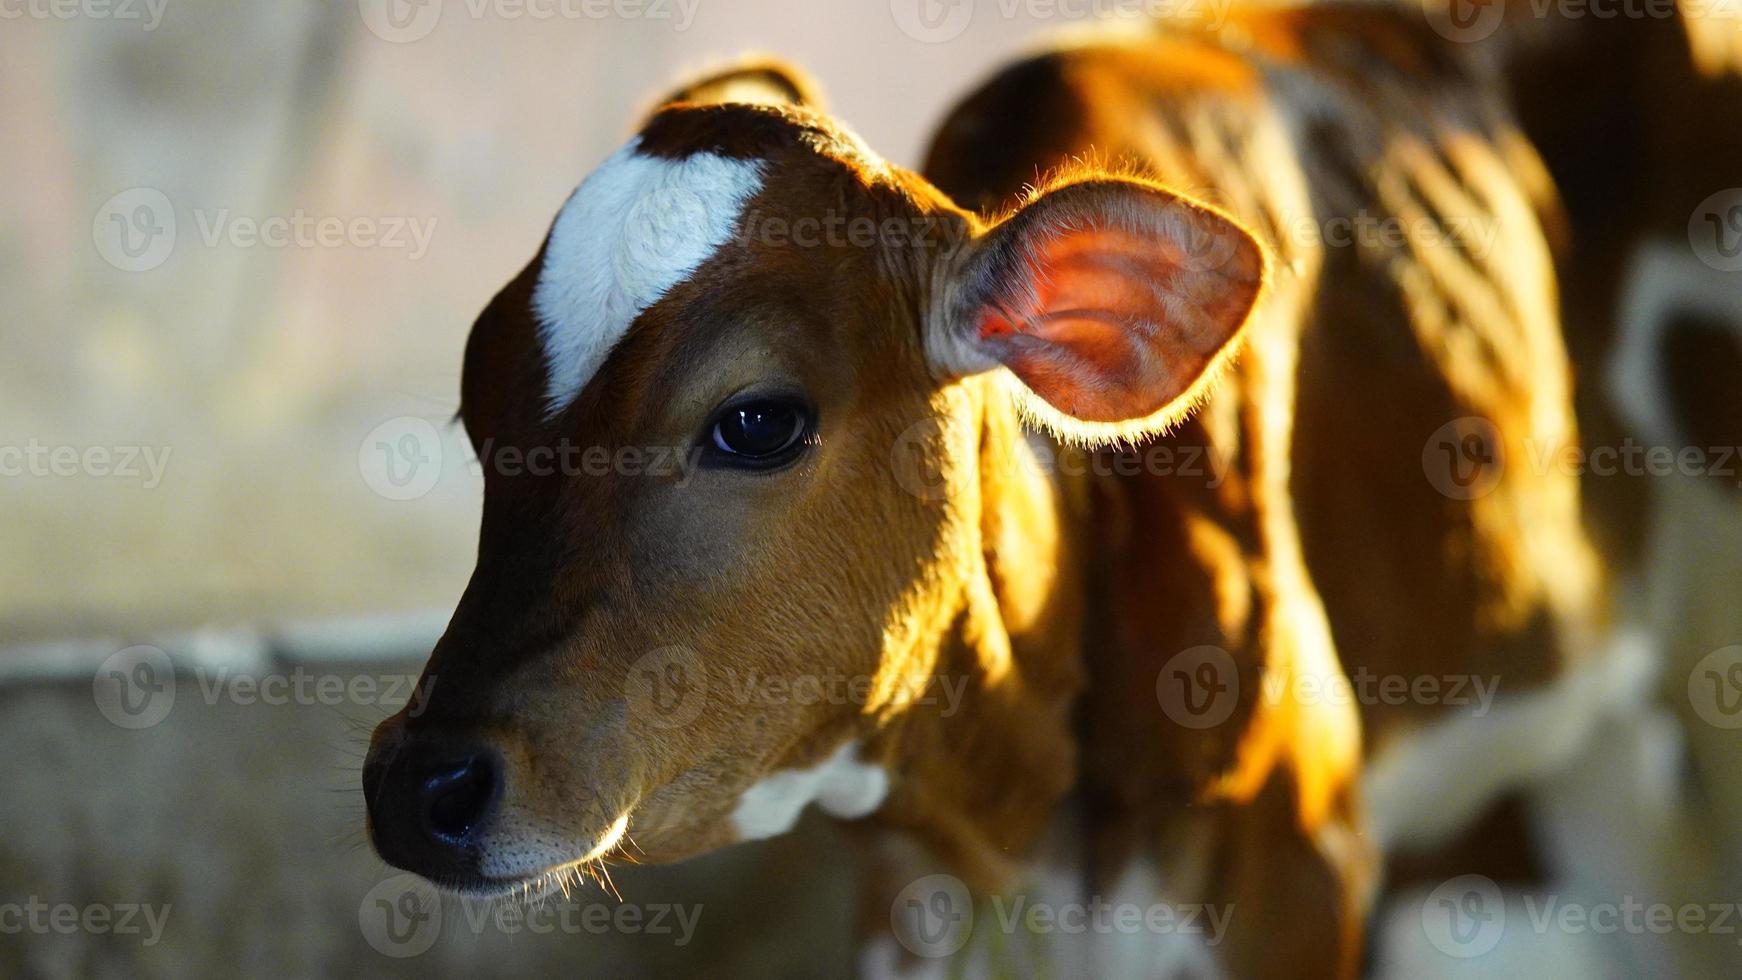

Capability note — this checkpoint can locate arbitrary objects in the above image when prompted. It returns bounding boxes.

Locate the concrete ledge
[0,609,451,686]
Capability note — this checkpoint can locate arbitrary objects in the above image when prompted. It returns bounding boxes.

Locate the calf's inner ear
[930,178,1267,438]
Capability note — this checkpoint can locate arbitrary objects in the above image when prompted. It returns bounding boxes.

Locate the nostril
[420,753,498,844]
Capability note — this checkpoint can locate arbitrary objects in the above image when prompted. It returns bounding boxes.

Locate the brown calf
[365,11,1610,976]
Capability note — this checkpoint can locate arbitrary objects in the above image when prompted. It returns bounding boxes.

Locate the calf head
[363,64,1266,896]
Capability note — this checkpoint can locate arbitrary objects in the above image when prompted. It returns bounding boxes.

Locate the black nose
[364,739,501,878]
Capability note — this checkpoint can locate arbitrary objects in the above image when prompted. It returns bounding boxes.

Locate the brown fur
[925,10,1594,971]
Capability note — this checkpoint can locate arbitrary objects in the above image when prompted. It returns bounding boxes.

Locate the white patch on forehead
[730,740,889,841]
[532,138,764,418]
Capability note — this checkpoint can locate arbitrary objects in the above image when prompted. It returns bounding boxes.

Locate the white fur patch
[730,740,889,841]
[857,935,949,980]
[1370,880,1621,979]
[1088,858,1225,980]
[1610,240,1741,445]
[1364,627,1657,850]
[532,139,763,417]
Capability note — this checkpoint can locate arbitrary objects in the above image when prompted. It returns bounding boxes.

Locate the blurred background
[3,0,1741,977]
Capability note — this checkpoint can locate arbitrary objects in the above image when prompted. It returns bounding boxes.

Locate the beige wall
[0,0,1089,643]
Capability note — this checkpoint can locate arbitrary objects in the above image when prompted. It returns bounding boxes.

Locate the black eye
[706,399,813,468]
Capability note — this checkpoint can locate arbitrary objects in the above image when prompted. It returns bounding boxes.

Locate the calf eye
[705,399,813,468]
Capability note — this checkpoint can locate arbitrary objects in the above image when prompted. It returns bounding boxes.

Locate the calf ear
[930,178,1266,442]
[654,59,823,111]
